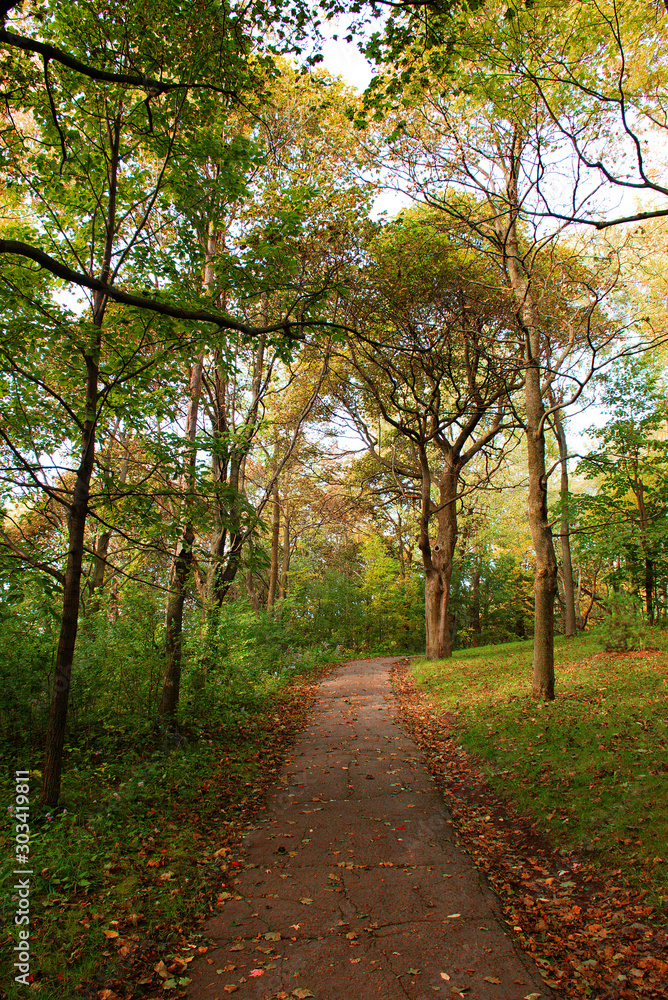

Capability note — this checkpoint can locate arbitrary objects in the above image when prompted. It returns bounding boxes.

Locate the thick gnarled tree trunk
[419,451,459,660]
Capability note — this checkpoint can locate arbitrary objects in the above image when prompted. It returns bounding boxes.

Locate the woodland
[1,0,667,796]
[1,1,668,996]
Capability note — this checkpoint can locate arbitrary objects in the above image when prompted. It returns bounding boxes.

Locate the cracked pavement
[187,657,550,1000]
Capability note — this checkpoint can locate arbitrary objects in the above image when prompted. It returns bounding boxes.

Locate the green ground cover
[0,662,334,1000]
[412,631,668,914]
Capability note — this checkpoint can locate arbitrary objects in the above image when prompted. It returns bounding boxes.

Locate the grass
[412,630,668,914]
[0,660,335,999]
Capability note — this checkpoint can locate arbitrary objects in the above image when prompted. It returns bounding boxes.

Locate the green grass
[412,630,668,913]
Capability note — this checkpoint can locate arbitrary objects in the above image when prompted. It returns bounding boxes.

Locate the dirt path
[187,657,550,1000]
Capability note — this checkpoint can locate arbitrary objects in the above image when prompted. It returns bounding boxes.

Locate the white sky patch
[321,35,373,93]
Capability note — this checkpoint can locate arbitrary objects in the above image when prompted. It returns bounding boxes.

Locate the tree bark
[207,330,265,606]
[279,509,290,600]
[419,448,459,660]
[86,428,130,617]
[645,556,654,625]
[499,149,558,700]
[553,408,577,636]
[160,353,203,717]
[524,351,558,699]
[471,553,481,645]
[41,105,122,803]
[267,481,280,608]
[41,350,99,805]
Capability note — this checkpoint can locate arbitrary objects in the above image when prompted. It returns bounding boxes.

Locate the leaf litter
[393,661,668,1000]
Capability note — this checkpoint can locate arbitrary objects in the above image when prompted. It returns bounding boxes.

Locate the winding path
[187,657,549,1000]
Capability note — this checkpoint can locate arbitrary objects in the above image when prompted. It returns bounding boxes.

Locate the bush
[601,591,647,652]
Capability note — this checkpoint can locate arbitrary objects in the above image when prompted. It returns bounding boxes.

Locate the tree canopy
[1,0,667,812]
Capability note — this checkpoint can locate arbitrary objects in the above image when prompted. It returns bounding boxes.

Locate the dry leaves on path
[393,662,668,1000]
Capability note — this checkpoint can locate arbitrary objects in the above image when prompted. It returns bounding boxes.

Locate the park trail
[186,657,551,1000]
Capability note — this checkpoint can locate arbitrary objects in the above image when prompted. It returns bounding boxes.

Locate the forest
[0,2,667,997]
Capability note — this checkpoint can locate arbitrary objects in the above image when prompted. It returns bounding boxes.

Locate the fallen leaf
[484,977,501,984]
[249,969,264,977]
[229,943,244,951]
[222,986,238,994]
[408,967,421,975]
[168,958,188,974]
[440,973,451,981]
[104,929,119,939]
[292,991,314,999]
[446,913,461,919]
[265,931,281,941]
[154,960,169,979]
[299,898,313,905]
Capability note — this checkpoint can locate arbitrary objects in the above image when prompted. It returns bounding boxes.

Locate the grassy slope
[411,632,668,911]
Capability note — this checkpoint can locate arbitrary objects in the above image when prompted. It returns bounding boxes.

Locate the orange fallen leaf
[154,960,169,979]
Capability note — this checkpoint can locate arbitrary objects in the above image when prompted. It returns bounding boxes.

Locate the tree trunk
[41,364,98,805]
[267,481,280,608]
[471,554,481,645]
[160,354,203,717]
[419,450,459,660]
[500,162,558,700]
[245,570,260,612]
[207,330,265,606]
[41,120,118,802]
[576,564,584,631]
[553,408,577,636]
[279,510,290,600]
[636,480,654,625]
[525,367,558,699]
[86,529,110,611]
[645,556,654,624]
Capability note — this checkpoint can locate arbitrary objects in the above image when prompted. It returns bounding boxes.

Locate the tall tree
[362,12,619,694]
[333,213,520,658]
[576,353,668,624]
[0,0,285,804]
